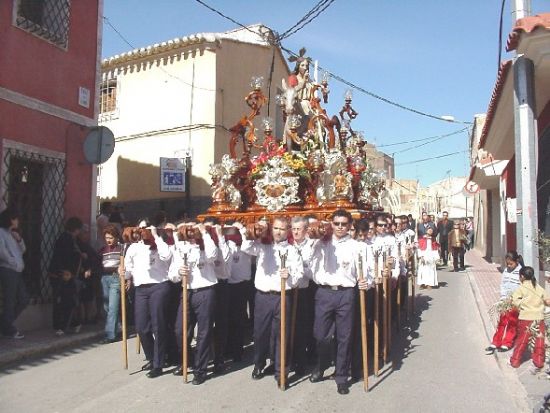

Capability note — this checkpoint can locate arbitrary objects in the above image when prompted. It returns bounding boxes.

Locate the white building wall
[99,46,218,200]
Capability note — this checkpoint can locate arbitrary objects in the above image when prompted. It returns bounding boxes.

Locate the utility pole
[512,0,540,280]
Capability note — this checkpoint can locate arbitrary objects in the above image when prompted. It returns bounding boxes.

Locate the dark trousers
[175,286,215,375]
[52,278,79,331]
[213,280,229,365]
[292,285,315,371]
[0,268,29,335]
[227,280,249,360]
[135,281,171,369]
[440,240,449,264]
[165,282,182,365]
[313,287,355,385]
[253,290,292,377]
[451,247,465,270]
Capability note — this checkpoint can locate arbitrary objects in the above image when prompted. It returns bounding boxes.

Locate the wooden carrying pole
[357,254,369,392]
[382,252,389,364]
[406,247,412,320]
[396,244,402,330]
[279,251,288,391]
[412,250,417,314]
[386,260,392,355]
[373,250,380,376]
[182,252,189,383]
[119,244,128,369]
[136,336,141,354]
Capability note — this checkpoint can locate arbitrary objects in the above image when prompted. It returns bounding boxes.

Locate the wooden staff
[357,253,369,392]
[279,250,288,391]
[136,336,141,354]
[405,238,412,320]
[181,251,189,383]
[396,242,402,331]
[412,249,418,314]
[373,248,380,376]
[119,243,128,369]
[382,250,389,364]
[289,287,298,364]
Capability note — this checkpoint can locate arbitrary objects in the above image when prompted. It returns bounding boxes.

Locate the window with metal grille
[99,79,117,114]
[14,0,71,49]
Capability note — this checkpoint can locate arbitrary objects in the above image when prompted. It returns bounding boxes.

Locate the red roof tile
[477,60,512,149]
[506,13,550,51]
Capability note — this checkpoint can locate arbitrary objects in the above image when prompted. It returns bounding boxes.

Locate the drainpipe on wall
[512,0,541,282]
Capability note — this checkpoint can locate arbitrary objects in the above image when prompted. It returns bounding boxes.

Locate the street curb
[465,267,531,412]
[0,330,103,369]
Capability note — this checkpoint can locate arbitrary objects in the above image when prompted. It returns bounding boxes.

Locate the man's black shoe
[146,368,162,378]
[141,361,153,371]
[192,373,206,385]
[337,383,350,395]
[213,363,224,374]
[309,370,323,383]
[263,363,275,375]
[294,366,306,377]
[173,366,183,376]
[100,338,116,344]
[251,367,263,380]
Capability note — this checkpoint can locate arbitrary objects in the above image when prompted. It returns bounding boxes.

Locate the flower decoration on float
[249,145,310,181]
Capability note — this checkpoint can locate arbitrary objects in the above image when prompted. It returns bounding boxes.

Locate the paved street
[0,268,524,413]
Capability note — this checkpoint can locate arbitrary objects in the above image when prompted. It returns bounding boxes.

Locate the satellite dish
[83,126,115,164]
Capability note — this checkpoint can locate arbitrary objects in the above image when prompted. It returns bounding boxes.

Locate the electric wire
[278,0,336,41]
[395,150,468,166]
[192,0,472,125]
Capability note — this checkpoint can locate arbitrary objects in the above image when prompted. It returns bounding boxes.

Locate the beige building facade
[98,25,289,221]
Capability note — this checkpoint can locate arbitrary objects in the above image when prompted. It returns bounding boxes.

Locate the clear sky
[101,0,547,186]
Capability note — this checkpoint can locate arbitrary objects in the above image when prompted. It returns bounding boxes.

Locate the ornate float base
[198,207,378,225]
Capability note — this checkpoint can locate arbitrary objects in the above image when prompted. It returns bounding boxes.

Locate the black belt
[318,284,353,291]
[188,285,215,293]
[258,289,291,296]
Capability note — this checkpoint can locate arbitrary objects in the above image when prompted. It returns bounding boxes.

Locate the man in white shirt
[235,217,303,386]
[225,225,253,363]
[394,215,415,307]
[309,209,371,395]
[156,222,218,385]
[123,222,171,379]
[289,215,316,376]
[203,218,232,374]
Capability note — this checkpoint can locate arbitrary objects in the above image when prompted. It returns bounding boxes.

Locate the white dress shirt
[227,241,253,284]
[372,234,400,279]
[293,238,316,289]
[311,235,371,288]
[124,241,170,286]
[156,233,218,289]
[214,235,232,280]
[241,235,303,292]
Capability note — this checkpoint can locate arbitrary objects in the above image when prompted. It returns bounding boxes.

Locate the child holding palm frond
[509,266,550,373]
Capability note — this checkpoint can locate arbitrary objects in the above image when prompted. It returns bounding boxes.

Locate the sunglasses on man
[332,221,349,227]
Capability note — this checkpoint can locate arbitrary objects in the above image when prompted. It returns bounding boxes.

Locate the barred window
[14,0,71,49]
[99,79,117,114]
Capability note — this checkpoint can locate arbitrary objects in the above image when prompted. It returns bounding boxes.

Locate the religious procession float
[198,48,386,225]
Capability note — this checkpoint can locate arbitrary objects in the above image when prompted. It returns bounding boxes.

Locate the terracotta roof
[477,60,512,149]
[102,24,273,69]
[506,13,550,51]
